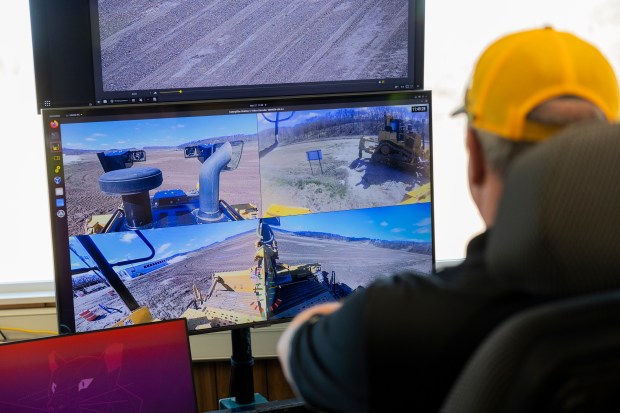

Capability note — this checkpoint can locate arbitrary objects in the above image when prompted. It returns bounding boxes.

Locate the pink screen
[0,319,197,413]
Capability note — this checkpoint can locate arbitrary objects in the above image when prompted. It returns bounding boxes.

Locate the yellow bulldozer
[359,113,430,175]
[180,218,334,329]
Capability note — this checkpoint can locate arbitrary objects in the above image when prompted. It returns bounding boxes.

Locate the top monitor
[29,0,425,112]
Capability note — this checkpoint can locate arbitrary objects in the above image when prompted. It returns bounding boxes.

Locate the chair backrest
[441,121,620,412]
[486,121,620,296]
[440,290,620,413]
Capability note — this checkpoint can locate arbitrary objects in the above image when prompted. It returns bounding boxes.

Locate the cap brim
[451,106,467,117]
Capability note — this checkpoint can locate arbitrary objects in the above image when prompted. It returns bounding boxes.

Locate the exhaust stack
[195,142,232,223]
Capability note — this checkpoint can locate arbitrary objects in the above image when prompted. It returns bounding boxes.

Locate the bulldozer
[73,141,259,328]
[181,217,352,329]
[359,113,430,175]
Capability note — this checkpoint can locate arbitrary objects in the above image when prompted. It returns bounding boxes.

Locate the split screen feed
[57,99,433,333]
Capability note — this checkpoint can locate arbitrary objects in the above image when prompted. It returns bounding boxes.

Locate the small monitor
[29,0,425,111]
[0,318,198,413]
[41,90,435,335]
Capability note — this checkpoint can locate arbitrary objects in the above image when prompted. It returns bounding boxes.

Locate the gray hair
[471,96,607,178]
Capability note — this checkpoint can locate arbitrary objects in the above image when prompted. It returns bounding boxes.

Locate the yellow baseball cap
[453,27,620,141]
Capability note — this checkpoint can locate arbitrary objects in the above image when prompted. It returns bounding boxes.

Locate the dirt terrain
[73,231,257,332]
[72,225,431,332]
[259,137,426,213]
[98,0,409,91]
[64,143,260,237]
[274,230,431,290]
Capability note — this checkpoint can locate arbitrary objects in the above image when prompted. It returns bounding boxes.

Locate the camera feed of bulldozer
[57,101,433,333]
[258,104,431,216]
[69,203,432,332]
[61,113,262,238]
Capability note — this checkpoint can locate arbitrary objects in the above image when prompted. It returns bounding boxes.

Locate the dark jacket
[288,231,544,412]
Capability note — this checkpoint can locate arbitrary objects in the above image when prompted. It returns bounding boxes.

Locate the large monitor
[29,0,425,112]
[41,90,435,335]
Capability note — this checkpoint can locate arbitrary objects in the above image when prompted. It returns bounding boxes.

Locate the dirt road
[275,230,432,290]
[98,0,409,91]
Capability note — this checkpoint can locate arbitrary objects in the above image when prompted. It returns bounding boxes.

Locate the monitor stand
[214,327,312,413]
[219,326,269,410]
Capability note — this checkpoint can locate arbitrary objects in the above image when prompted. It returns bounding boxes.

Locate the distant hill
[273,227,432,254]
[178,133,258,149]
[64,133,258,153]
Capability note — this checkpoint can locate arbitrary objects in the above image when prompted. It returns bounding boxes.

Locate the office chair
[441,121,620,413]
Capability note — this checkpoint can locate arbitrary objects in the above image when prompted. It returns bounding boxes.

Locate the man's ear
[466,128,485,185]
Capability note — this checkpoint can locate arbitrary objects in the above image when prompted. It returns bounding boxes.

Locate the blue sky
[277,203,432,243]
[61,113,259,150]
[60,104,430,151]
[257,105,430,132]
[69,219,256,270]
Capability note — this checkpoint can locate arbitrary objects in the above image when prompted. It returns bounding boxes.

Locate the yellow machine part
[85,214,113,234]
[216,270,259,293]
[231,203,259,219]
[204,306,264,324]
[181,305,264,329]
[358,135,378,156]
[264,204,312,218]
[400,182,432,204]
[276,263,321,280]
[112,306,155,327]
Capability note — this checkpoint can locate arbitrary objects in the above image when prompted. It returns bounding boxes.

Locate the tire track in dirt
[98,0,409,91]
[275,230,432,290]
[73,231,257,332]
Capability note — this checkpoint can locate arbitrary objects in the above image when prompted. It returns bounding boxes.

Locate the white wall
[0,2,51,284]
[426,0,620,260]
[1,0,619,286]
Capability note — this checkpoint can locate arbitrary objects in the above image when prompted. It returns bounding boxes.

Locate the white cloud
[157,243,171,254]
[414,217,432,227]
[121,233,138,243]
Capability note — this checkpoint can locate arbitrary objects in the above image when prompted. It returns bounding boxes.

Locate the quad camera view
[57,103,433,333]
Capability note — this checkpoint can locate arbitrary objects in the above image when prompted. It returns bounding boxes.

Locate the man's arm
[275,287,372,413]
[276,301,342,398]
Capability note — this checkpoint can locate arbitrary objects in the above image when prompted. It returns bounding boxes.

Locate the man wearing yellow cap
[276,27,620,413]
